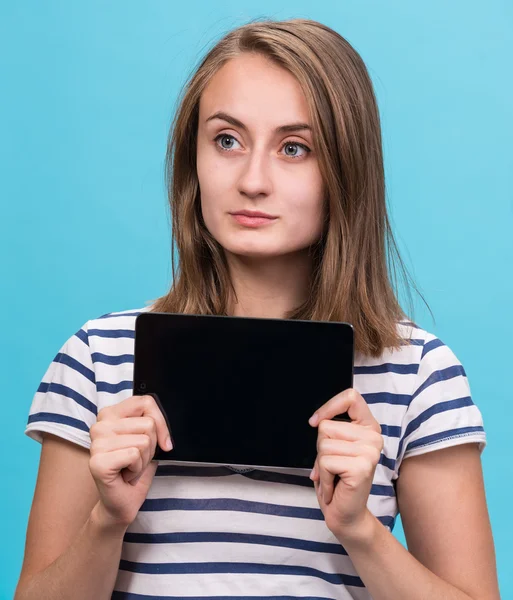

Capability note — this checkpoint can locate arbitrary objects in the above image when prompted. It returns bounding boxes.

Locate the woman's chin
[216,233,309,261]
[225,247,281,260]
[222,244,310,263]
[216,234,276,257]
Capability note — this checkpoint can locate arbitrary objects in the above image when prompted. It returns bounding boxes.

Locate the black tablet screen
[133,312,353,469]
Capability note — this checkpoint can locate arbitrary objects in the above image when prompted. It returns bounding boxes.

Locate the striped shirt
[25,306,487,599]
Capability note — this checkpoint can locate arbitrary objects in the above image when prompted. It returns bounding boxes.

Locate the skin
[193,52,500,599]
[196,52,325,319]
[195,51,380,534]
[15,53,499,600]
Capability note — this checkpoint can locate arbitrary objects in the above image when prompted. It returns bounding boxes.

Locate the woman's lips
[231,214,278,227]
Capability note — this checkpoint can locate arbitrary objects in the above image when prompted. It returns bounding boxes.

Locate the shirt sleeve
[24,321,98,450]
[393,334,487,479]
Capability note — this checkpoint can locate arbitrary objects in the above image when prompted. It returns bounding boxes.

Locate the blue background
[1,1,511,597]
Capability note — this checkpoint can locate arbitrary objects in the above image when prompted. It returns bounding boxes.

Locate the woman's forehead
[199,54,310,129]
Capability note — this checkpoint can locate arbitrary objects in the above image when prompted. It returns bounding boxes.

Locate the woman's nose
[237,149,273,199]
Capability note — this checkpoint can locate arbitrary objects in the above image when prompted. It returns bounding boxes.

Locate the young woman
[16,18,500,600]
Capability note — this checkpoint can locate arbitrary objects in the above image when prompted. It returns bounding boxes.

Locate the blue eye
[214,134,241,151]
[282,142,310,158]
[213,134,311,158]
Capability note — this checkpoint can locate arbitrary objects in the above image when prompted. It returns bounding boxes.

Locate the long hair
[150,18,424,357]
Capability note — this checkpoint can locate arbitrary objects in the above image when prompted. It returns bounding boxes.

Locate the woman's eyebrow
[205,111,311,134]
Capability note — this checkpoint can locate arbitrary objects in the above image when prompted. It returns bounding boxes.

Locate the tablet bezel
[133,312,354,469]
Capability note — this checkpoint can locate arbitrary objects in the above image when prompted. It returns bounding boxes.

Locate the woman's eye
[281,142,310,158]
[214,134,241,151]
[214,135,311,158]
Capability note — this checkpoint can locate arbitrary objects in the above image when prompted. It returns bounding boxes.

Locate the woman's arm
[337,444,500,600]
[14,434,128,600]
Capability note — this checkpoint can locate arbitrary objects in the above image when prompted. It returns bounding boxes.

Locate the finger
[131,458,159,487]
[316,420,384,451]
[317,438,382,476]
[311,440,366,483]
[309,457,319,482]
[317,438,371,458]
[122,449,145,484]
[109,416,158,436]
[318,455,336,505]
[110,417,158,452]
[90,417,158,460]
[91,434,153,468]
[319,455,375,504]
[309,388,380,432]
[89,447,143,484]
[91,416,157,437]
[99,395,172,452]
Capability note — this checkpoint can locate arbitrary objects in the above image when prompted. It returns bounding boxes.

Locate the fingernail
[309,468,315,480]
[309,413,319,426]
[165,436,172,450]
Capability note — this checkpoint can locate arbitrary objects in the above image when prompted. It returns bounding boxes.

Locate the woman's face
[196,53,325,260]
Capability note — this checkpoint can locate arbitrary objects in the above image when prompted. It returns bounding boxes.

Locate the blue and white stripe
[25,307,486,599]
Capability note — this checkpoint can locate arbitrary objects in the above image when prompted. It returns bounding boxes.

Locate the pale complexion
[195,52,500,599]
[196,52,325,319]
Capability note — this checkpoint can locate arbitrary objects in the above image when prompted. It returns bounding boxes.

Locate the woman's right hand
[88,394,173,529]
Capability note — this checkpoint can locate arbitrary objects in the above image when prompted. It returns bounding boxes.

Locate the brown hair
[150,18,424,357]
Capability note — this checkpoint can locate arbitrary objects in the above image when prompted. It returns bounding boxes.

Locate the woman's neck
[225,250,313,319]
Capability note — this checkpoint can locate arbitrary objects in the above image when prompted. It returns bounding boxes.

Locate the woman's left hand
[309,388,383,540]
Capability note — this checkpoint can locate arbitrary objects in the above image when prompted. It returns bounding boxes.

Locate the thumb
[135,459,159,488]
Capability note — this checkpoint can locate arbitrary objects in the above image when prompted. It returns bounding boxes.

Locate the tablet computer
[133,312,354,469]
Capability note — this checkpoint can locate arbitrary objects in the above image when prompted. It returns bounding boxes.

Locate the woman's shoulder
[395,320,463,368]
[25,305,152,449]
[78,304,152,341]
[86,304,152,328]
[355,319,462,372]
[396,319,435,347]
